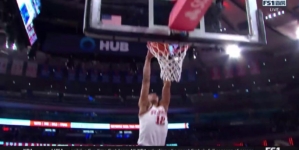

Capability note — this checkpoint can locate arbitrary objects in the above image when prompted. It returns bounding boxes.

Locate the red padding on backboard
[168,0,213,31]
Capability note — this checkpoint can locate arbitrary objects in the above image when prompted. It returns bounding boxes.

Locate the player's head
[148,93,159,104]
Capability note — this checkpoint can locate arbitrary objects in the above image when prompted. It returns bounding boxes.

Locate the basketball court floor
[83,0,266,49]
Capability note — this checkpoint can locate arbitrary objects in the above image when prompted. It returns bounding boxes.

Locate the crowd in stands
[0,54,298,146]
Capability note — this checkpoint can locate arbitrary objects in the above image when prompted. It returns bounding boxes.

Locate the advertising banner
[0,58,8,74]
[125,74,133,84]
[224,65,233,79]
[101,73,109,83]
[90,69,98,82]
[25,62,38,78]
[250,61,260,75]
[42,34,147,57]
[236,62,246,77]
[187,70,196,82]
[54,66,63,79]
[112,74,121,83]
[211,67,221,80]
[151,74,158,83]
[0,118,188,130]
[11,60,24,76]
[40,65,50,78]
[79,68,87,82]
[68,69,76,81]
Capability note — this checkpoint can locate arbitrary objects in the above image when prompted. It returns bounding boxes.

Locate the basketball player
[137,50,171,146]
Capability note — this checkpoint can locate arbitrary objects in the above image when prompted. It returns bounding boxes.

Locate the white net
[147,42,189,82]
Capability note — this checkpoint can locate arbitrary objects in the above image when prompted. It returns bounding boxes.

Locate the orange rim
[147,42,189,54]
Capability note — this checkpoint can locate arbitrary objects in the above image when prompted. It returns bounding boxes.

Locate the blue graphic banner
[90,70,98,82]
[54,67,63,80]
[40,65,50,78]
[126,75,133,84]
[79,69,87,82]
[68,69,76,81]
[101,74,109,83]
[151,75,157,83]
[137,75,142,83]
[188,70,196,82]
[113,74,121,83]
[42,34,147,57]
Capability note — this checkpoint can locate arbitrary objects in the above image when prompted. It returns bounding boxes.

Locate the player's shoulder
[158,104,168,112]
[139,105,153,117]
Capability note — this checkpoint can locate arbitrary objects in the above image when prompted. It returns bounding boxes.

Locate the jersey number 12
[156,116,165,125]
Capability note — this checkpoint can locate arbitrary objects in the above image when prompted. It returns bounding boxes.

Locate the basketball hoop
[147,42,189,82]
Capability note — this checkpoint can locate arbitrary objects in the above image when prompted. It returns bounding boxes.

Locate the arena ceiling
[38,0,299,45]
[2,0,299,66]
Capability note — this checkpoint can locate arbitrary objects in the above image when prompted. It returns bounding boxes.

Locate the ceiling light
[225,44,241,58]
[268,14,272,19]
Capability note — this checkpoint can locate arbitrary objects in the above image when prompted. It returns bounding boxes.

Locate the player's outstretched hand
[146,50,154,60]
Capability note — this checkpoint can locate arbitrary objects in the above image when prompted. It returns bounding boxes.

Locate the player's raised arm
[160,80,171,112]
[138,51,153,109]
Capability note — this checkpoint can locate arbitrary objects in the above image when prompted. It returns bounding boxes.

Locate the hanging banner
[68,68,76,81]
[40,65,50,78]
[112,72,121,83]
[236,62,246,77]
[42,34,147,57]
[101,73,109,83]
[90,69,98,82]
[10,60,24,76]
[79,68,87,82]
[25,62,38,78]
[250,61,260,75]
[180,70,186,82]
[125,71,134,84]
[137,74,142,83]
[211,67,220,80]
[0,58,8,74]
[224,65,233,79]
[151,74,158,83]
[187,70,195,82]
[54,67,63,79]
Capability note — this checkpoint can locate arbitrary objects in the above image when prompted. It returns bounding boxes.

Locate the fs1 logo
[263,0,286,6]
[80,37,129,52]
[265,147,280,150]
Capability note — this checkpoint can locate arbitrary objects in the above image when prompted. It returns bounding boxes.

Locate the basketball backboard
[83,0,266,48]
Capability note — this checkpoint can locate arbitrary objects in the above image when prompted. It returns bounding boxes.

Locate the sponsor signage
[42,34,147,57]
